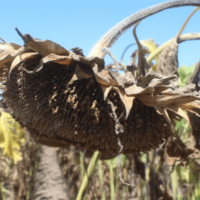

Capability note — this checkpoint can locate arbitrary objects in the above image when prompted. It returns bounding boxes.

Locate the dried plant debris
[157,40,179,76]
[164,137,195,167]
[188,61,200,149]
[189,60,200,90]
[133,23,151,77]
[1,30,200,159]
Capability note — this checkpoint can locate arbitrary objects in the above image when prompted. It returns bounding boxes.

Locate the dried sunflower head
[1,28,200,159]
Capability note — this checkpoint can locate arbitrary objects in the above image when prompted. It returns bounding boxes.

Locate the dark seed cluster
[3,57,172,159]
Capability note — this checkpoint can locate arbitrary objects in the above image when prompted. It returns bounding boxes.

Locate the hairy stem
[88,0,200,58]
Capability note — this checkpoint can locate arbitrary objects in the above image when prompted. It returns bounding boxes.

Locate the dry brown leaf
[124,84,153,96]
[0,42,21,67]
[125,49,138,77]
[67,64,94,86]
[148,74,177,87]
[100,85,112,100]
[15,29,69,56]
[188,108,200,149]
[161,91,178,95]
[41,53,72,65]
[24,36,69,56]
[113,87,135,119]
[189,60,200,90]
[137,71,166,88]
[124,65,136,81]
[157,40,179,76]
[70,47,85,56]
[166,105,192,129]
[164,137,194,166]
[153,85,171,96]
[9,52,39,76]
[182,101,200,109]
[108,70,134,87]
[137,94,200,108]
[0,43,33,80]
[69,51,104,70]
[174,83,196,94]
[187,61,200,149]
[154,106,173,132]
[94,69,118,86]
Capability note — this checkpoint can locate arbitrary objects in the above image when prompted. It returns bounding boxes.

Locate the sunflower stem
[76,151,100,200]
[175,7,200,40]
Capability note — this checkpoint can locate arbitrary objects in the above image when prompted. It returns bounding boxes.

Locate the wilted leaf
[137,71,177,88]
[70,47,85,56]
[94,69,118,86]
[100,85,112,100]
[124,84,153,96]
[189,61,200,89]
[0,42,21,66]
[164,137,194,166]
[68,64,94,85]
[124,65,136,81]
[137,94,200,108]
[166,105,191,128]
[40,53,72,65]
[15,28,69,56]
[173,83,196,94]
[113,87,135,119]
[157,40,179,76]
[9,52,39,76]
[0,42,33,81]
[108,70,134,87]
[125,49,138,76]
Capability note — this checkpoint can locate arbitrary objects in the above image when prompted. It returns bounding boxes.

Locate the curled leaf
[94,69,118,86]
[164,137,195,166]
[137,71,177,88]
[9,52,39,76]
[113,87,135,119]
[15,27,69,56]
[0,42,21,66]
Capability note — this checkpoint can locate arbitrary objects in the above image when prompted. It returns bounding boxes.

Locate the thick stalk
[32,146,69,200]
[88,0,200,58]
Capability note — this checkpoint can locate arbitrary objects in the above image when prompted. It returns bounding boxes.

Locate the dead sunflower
[1,1,200,159]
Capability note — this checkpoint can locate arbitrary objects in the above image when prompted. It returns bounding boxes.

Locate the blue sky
[1,0,200,67]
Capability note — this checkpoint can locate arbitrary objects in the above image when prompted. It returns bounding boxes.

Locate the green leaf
[178,65,195,86]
